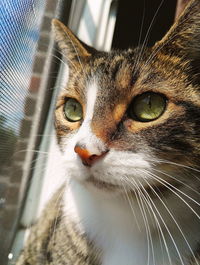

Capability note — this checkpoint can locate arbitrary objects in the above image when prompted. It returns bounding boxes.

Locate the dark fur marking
[54,118,71,133]
[46,251,53,262]
[111,60,123,80]
[130,69,139,86]
[141,72,161,85]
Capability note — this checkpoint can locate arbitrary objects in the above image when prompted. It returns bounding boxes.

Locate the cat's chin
[85,175,122,191]
[65,163,124,194]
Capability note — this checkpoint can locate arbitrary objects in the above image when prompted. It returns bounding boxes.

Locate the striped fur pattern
[16,187,99,265]
[17,0,200,264]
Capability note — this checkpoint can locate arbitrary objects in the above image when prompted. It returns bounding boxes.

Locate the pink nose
[74,146,107,167]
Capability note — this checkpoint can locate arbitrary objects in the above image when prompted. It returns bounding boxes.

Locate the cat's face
[53,0,200,195]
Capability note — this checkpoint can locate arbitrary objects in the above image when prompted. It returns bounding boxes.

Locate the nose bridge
[75,120,107,156]
[76,137,103,156]
[74,126,108,166]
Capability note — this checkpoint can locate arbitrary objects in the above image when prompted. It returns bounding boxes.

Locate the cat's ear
[155,0,200,59]
[52,19,96,66]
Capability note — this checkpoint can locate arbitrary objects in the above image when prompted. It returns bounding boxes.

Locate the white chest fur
[64,178,200,265]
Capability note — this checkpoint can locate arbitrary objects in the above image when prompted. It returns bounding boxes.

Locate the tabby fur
[17,0,200,264]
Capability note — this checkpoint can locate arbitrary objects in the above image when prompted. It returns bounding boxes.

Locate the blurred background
[0,0,188,264]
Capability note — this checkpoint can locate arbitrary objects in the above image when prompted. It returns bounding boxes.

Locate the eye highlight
[64,98,83,122]
[129,92,166,122]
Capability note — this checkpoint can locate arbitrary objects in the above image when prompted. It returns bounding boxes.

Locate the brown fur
[17,0,200,264]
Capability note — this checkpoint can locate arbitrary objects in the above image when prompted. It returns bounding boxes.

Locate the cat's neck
[64,178,199,265]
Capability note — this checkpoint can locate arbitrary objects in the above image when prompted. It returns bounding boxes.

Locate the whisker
[149,158,200,175]
[137,0,146,48]
[14,149,49,155]
[139,186,172,265]
[143,176,198,265]
[136,182,155,265]
[136,177,184,265]
[120,179,141,231]
[143,13,190,67]
[124,177,154,265]
[142,170,200,218]
[134,0,165,71]
[62,30,91,83]
[152,168,200,196]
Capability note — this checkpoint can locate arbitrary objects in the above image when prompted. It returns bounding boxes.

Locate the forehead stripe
[74,80,106,154]
[85,80,98,120]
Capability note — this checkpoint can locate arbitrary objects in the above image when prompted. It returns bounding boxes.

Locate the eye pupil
[129,92,166,122]
[147,95,151,108]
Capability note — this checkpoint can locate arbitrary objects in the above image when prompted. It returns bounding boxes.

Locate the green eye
[129,92,166,122]
[64,98,83,122]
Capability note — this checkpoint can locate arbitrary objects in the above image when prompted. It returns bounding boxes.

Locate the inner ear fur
[155,0,200,59]
[154,0,200,85]
[52,19,97,65]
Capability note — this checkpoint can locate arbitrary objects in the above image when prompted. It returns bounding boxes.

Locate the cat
[16,0,200,264]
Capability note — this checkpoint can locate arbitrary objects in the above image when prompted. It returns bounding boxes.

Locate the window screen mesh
[0,0,44,170]
[0,0,45,262]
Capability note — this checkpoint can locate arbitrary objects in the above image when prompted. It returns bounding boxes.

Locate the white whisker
[143,175,198,265]
[143,169,200,213]
[152,168,200,196]
[121,180,141,232]
[137,177,184,265]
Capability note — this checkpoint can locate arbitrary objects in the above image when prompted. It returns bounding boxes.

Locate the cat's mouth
[86,176,121,190]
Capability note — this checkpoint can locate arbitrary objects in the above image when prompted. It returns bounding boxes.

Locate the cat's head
[52,0,200,195]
